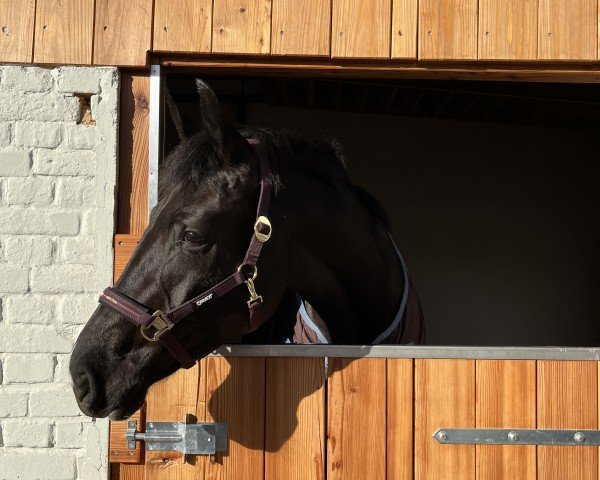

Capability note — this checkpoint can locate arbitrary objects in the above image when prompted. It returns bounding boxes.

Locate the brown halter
[98,139,273,369]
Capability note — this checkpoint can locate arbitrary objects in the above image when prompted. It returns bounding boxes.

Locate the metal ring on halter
[237,264,258,281]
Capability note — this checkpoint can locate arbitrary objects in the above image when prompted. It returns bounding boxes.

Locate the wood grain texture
[537,361,598,480]
[145,365,201,480]
[0,0,35,63]
[153,0,212,53]
[538,0,598,60]
[113,234,141,282]
[387,359,413,480]
[415,359,475,480]
[271,0,330,56]
[391,0,418,59]
[93,0,152,66]
[34,0,94,64]
[479,0,538,60]
[418,0,478,60]
[161,56,600,83]
[117,73,149,235]
[109,408,145,464]
[327,358,386,480]
[265,357,326,480]
[332,0,391,58]
[212,0,271,54]
[115,464,146,480]
[476,360,536,480]
[205,357,265,480]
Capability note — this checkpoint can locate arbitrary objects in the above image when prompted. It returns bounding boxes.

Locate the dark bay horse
[70,80,424,419]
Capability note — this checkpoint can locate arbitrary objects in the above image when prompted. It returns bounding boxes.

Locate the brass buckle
[237,265,263,308]
[253,216,272,243]
[140,310,174,342]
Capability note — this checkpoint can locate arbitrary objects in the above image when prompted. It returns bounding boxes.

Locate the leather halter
[98,139,273,369]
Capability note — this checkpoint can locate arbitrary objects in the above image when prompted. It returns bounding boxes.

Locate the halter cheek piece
[98,139,273,369]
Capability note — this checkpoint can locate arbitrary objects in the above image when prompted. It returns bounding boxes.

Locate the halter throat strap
[99,139,273,369]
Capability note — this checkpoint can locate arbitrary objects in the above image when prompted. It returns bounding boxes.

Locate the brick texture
[0,66,118,480]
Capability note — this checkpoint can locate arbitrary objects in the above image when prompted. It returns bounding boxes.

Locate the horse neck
[278,174,404,343]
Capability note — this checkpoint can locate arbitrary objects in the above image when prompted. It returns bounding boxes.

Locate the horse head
[70,80,422,419]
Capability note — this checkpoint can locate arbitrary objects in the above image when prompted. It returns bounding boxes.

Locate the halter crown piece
[98,139,274,369]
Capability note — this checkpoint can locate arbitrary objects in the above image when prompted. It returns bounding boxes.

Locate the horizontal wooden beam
[157,55,600,83]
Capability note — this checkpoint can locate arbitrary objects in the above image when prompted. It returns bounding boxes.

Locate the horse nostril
[73,369,94,405]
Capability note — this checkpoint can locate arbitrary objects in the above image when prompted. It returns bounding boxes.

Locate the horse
[69,80,424,420]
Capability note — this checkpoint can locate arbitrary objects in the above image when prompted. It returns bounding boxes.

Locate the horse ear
[195,79,247,162]
[165,88,187,143]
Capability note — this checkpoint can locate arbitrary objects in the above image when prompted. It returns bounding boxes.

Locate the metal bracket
[126,416,227,455]
[434,429,600,446]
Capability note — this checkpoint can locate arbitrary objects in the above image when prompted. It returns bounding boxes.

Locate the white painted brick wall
[0,66,118,480]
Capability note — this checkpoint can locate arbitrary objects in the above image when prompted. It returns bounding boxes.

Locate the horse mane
[159,127,390,230]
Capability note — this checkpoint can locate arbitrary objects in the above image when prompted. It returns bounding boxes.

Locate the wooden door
[110,358,599,479]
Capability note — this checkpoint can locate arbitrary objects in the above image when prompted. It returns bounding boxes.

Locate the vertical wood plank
[387,359,413,480]
[391,0,418,59]
[327,358,386,480]
[93,0,152,66]
[476,361,536,480]
[34,0,94,64]
[113,234,141,282]
[271,0,330,56]
[265,357,326,480]
[145,365,202,480]
[415,359,475,480]
[212,0,271,54]
[116,464,146,480]
[0,0,35,63]
[109,408,145,464]
[418,0,478,60]
[153,0,212,53]
[205,357,265,480]
[117,73,149,235]
[332,0,391,58]
[538,361,598,480]
[478,0,538,60]
[539,0,598,60]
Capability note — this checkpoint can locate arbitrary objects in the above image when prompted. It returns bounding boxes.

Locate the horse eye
[182,230,203,244]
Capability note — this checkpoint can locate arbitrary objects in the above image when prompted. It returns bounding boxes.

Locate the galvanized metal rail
[214,344,600,360]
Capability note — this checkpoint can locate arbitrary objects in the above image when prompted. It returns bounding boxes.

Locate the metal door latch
[434,428,600,446]
[126,416,227,455]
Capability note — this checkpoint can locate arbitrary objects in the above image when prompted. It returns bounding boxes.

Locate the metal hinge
[126,416,227,455]
[434,429,600,446]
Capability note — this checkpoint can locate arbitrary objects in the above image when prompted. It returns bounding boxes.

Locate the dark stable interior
[164,74,600,347]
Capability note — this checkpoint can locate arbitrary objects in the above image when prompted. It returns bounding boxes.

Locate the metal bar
[434,429,600,446]
[148,64,162,215]
[126,420,227,455]
[213,344,600,360]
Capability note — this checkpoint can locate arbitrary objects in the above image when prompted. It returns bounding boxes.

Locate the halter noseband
[98,139,273,369]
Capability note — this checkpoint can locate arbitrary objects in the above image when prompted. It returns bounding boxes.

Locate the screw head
[128,451,134,457]
[574,432,586,443]
[148,445,154,450]
[437,431,448,441]
[207,437,212,442]
[128,421,135,427]
[507,431,519,442]
[148,423,154,428]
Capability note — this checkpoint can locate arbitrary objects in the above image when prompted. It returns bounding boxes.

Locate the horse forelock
[158,127,388,228]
